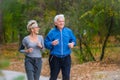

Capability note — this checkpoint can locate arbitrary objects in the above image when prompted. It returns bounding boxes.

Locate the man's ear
[54,22,57,26]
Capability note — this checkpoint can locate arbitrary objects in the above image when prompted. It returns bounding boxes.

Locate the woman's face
[31,27,40,34]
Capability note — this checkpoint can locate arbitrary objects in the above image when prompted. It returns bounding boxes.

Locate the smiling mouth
[35,31,39,34]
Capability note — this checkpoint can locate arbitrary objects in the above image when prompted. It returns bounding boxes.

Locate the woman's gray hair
[27,20,38,32]
[54,14,65,22]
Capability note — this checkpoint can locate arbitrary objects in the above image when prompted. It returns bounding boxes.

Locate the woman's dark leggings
[25,56,42,80]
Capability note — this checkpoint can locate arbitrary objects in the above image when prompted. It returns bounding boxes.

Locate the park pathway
[0,70,50,80]
[1,69,120,80]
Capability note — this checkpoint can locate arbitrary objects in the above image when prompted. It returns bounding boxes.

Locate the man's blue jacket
[44,26,76,57]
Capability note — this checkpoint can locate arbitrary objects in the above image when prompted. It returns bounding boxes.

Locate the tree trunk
[79,34,87,61]
[55,0,61,14]
[0,0,3,44]
[100,16,113,61]
[83,41,96,61]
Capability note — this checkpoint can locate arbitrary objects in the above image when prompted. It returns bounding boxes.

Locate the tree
[0,0,3,44]
[100,0,120,60]
[65,0,120,62]
[1,0,45,43]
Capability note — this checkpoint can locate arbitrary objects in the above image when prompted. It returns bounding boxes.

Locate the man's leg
[61,55,71,80]
[49,55,60,80]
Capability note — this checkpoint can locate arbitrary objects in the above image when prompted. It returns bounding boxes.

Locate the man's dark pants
[49,55,71,80]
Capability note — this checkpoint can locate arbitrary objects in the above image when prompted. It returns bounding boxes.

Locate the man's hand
[52,39,59,46]
[68,42,74,48]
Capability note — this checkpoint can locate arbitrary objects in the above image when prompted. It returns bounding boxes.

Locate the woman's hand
[37,42,43,49]
[25,48,33,53]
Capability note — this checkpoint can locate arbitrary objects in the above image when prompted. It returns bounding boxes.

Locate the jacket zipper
[60,30,63,57]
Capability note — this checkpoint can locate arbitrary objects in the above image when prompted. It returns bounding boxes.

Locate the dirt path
[92,70,120,80]
[1,43,120,80]
[4,58,120,80]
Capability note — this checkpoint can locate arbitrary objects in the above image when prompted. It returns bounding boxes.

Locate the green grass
[13,75,25,80]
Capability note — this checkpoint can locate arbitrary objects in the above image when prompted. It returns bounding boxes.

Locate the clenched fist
[52,39,59,46]
[25,48,33,53]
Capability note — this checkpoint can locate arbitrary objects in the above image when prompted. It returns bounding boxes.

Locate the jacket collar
[54,26,65,31]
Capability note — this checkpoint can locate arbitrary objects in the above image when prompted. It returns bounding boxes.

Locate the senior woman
[19,20,44,80]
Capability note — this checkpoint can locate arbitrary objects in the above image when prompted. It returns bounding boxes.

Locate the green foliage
[0,58,9,69]
[65,0,120,62]
[13,75,25,80]
[1,0,25,43]
[1,0,120,62]
[73,48,84,64]
[43,10,56,36]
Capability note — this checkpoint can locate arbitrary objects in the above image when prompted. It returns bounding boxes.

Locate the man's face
[55,17,65,30]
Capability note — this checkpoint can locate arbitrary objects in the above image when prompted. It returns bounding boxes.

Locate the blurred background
[0,0,120,79]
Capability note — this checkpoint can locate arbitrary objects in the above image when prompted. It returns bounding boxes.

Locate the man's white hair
[27,20,38,31]
[54,14,65,22]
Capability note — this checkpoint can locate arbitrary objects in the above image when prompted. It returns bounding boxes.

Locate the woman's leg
[25,57,34,80]
[34,58,42,80]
